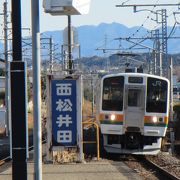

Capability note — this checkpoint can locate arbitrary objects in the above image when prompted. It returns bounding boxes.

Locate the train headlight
[152,116,158,123]
[110,114,116,121]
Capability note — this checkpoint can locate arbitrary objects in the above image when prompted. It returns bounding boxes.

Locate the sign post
[46,75,83,162]
[43,0,90,163]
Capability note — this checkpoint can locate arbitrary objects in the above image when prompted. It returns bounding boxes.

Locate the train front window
[128,89,141,107]
[146,77,168,113]
[102,76,124,111]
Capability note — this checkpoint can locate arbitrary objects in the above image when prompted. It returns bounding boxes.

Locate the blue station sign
[51,79,77,146]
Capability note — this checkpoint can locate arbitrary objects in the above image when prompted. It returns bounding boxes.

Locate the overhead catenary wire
[127,0,160,38]
[173,11,180,24]
[168,22,177,38]
[115,0,180,53]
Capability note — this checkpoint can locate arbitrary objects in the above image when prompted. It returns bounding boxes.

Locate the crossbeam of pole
[116,4,180,7]
[115,36,180,40]
[96,48,124,51]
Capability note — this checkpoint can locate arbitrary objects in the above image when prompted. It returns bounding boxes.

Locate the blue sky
[32,0,180,31]
[0,0,180,37]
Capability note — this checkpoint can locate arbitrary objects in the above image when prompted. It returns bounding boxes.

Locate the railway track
[83,126,180,179]
[128,156,180,180]
[143,156,180,180]
[101,153,180,180]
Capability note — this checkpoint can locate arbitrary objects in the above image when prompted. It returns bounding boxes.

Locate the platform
[0,159,141,180]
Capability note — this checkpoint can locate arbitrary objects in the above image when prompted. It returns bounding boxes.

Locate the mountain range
[42,22,180,57]
[1,22,180,58]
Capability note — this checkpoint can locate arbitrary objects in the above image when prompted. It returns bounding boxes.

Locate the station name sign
[51,79,77,146]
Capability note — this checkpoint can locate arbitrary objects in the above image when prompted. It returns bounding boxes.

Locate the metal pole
[31,0,42,180]
[155,29,160,76]
[152,50,156,75]
[4,0,12,158]
[91,73,94,116]
[169,57,174,154]
[161,9,168,76]
[154,52,157,75]
[149,56,153,74]
[160,53,163,76]
[77,76,83,162]
[11,0,27,179]
[68,15,73,74]
[170,57,173,121]
[49,37,53,73]
[79,45,81,59]
[3,0,10,136]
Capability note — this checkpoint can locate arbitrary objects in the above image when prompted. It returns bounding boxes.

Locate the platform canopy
[43,0,91,15]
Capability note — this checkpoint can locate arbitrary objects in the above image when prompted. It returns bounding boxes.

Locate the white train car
[98,73,170,155]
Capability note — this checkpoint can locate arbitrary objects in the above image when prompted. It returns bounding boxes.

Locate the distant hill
[0,22,180,57]
[42,22,180,57]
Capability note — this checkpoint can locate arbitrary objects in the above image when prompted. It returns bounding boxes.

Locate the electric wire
[168,22,177,38]
[127,0,160,39]
[118,0,180,52]
[121,3,180,52]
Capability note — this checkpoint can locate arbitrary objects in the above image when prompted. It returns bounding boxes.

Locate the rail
[134,155,180,180]
[144,157,180,180]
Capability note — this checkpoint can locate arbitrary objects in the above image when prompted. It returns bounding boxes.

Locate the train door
[124,86,144,131]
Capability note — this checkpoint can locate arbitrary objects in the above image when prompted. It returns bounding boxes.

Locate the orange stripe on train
[144,116,168,124]
[98,114,124,121]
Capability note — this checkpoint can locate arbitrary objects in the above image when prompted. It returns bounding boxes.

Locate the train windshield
[102,76,124,111]
[146,77,168,113]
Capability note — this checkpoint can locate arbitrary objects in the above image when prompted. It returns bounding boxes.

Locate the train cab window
[128,89,141,107]
[146,77,168,113]
[102,76,124,111]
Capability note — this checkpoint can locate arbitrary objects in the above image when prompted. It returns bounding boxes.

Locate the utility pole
[152,29,160,75]
[152,50,156,75]
[160,52,163,76]
[68,15,73,74]
[49,36,54,73]
[91,72,94,117]
[169,57,174,154]
[3,0,11,138]
[154,52,157,75]
[31,0,42,179]
[11,0,28,179]
[169,57,173,122]
[157,9,168,76]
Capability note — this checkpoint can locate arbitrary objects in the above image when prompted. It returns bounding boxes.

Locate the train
[97,72,170,155]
